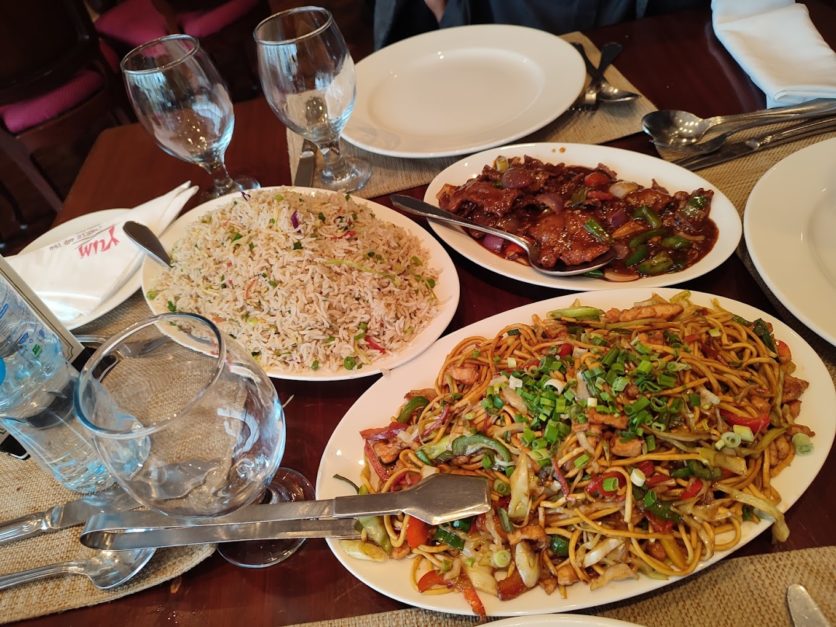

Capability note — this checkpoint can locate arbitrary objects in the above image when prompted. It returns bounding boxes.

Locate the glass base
[319,156,371,193]
[200,176,261,202]
[216,467,313,568]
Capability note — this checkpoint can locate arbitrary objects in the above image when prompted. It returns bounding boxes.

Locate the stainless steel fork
[572,42,623,111]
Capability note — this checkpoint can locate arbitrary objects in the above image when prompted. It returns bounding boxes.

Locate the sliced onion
[290,211,300,230]
[514,541,540,588]
[480,234,506,254]
[582,537,623,568]
[609,181,640,199]
[589,563,637,590]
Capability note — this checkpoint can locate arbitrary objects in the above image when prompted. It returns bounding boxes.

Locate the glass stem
[203,158,239,195]
[318,139,350,183]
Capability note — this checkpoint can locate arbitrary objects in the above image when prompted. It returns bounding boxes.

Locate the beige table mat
[287,32,657,199]
[0,297,214,625]
[288,546,835,627]
[0,455,214,625]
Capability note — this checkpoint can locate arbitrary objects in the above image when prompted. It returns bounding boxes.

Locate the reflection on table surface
[17,3,836,626]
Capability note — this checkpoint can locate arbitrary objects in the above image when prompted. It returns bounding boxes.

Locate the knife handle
[0,512,47,545]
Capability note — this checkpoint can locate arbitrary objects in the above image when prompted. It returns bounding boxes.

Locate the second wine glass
[121,35,258,199]
[254,7,371,192]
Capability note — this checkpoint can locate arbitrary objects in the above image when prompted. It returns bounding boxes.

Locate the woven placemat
[0,294,213,624]
[287,546,835,627]
[287,32,657,199]
[0,454,214,625]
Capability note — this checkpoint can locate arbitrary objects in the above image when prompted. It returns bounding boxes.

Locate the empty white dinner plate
[489,616,642,627]
[19,209,135,330]
[342,25,585,158]
[745,137,836,345]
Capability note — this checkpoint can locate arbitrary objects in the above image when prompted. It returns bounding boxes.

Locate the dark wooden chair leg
[0,130,64,214]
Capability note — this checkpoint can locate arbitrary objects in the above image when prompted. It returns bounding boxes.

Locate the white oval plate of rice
[141,187,460,381]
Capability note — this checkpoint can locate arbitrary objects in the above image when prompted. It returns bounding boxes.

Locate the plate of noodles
[316,288,834,617]
[141,187,459,381]
[423,143,741,291]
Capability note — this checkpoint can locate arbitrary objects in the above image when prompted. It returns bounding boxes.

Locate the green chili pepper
[631,205,662,229]
[569,186,588,206]
[396,396,429,423]
[624,243,649,266]
[451,517,473,532]
[548,306,603,320]
[452,434,512,462]
[635,487,682,522]
[752,318,777,352]
[628,227,668,249]
[686,459,722,481]
[549,535,570,556]
[637,252,674,276]
[661,235,692,250]
[497,507,513,532]
[434,526,465,549]
[584,218,611,244]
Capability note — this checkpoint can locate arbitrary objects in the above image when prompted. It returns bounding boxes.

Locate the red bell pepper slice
[364,335,386,353]
[455,572,486,617]
[585,472,626,498]
[503,242,527,260]
[645,473,670,488]
[720,409,770,434]
[406,517,432,549]
[646,511,674,534]
[680,478,703,500]
[558,342,574,357]
[417,570,447,593]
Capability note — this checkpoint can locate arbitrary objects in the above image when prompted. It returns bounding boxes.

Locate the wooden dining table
[12,3,835,626]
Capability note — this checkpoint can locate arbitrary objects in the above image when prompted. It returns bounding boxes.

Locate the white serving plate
[424,142,742,291]
[141,187,460,381]
[317,287,835,617]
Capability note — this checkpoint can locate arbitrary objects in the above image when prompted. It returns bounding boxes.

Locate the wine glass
[254,7,371,192]
[121,35,259,199]
[74,312,312,567]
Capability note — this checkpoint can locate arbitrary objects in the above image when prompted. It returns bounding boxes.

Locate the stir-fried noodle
[344,292,813,615]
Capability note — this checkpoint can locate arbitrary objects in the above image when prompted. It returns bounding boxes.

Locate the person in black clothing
[373,0,709,49]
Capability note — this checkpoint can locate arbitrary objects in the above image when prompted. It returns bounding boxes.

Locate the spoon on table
[390,195,616,277]
[642,99,836,149]
[0,548,155,591]
[572,42,639,104]
[124,221,172,268]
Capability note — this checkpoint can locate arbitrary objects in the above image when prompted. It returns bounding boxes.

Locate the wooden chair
[0,0,130,219]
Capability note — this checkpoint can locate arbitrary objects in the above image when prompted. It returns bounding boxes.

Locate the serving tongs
[80,473,490,550]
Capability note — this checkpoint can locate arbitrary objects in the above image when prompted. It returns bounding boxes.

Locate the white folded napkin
[8,182,197,324]
[712,0,836,107]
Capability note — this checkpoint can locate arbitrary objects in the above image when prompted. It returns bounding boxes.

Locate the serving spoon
[0,547,154,591]
[124,220,172,268]
[642,99,836,149]
[390,195,615,277]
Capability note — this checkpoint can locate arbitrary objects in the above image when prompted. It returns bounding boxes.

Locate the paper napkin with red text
[7,182,197,325]
[712,0,836,107]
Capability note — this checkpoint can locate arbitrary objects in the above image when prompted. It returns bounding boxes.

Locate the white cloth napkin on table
[7,182,197,325]
[712,0,836,107]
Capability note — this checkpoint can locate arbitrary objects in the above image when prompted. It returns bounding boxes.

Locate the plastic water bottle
[0,277,113,493]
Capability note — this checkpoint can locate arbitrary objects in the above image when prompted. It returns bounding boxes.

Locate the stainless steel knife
[787,584,832,627]
[0,485,138,545]
[673,116,836,170]
[293,138,317,187]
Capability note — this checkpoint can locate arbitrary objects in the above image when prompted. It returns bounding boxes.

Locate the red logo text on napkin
[77,225,120,258]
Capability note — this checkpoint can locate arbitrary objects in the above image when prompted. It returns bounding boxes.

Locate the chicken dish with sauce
[436,155,719,280]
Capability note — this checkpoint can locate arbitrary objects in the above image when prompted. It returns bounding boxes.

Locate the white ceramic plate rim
[744,137,836,346]
[19,209,136,330]
[141,187,460,381]
[343,25,585,158]
[423,142,742,291]
[316,287,835,617]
